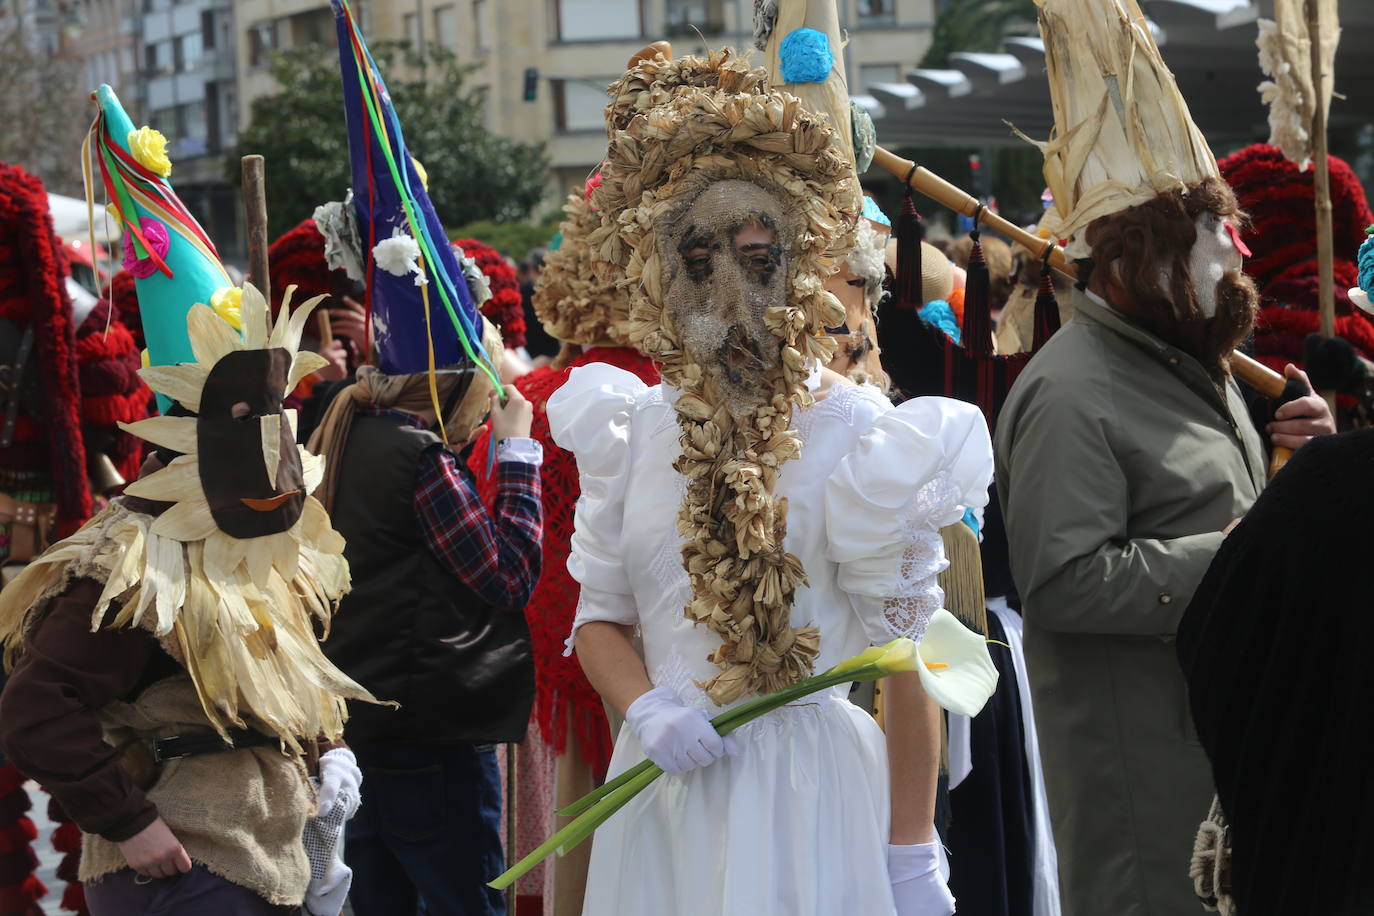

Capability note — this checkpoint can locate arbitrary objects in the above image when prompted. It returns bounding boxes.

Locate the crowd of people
[1,0,1371,914]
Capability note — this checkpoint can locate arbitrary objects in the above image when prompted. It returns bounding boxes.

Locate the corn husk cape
[1021,0,1220,257]
[591,52,860,705]
[1256,0,1339,169]
[0,285,376,753]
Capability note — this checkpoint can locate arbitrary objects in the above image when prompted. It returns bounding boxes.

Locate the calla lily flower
[914,608,999,717]
[875,636,919,674]
[826,642,889,677]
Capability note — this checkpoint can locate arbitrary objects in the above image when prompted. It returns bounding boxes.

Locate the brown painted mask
[661,180,792,417]
[196,347,304,539]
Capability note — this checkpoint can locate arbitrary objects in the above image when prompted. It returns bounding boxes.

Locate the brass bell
[88,451,127,495]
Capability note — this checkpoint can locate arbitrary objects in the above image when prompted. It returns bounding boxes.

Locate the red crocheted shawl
[470,347,659,774]
[0,162,89,535]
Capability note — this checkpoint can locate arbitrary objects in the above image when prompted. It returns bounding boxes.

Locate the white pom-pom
[373,229,427,286]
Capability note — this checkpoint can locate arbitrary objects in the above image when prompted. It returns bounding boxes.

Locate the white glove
[303,853,352,916]
[316,748,362,821]
[624,686,740,776]
[888,840,956,916]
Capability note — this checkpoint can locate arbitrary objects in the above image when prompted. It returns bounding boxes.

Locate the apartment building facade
[234,0,937,208]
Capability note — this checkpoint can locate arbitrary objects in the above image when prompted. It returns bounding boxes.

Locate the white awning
[857,0,1373,150]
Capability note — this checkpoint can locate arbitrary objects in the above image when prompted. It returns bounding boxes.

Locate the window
[434,5,458,51]
[201,9,214,48]
[291,8,332,46]
[248,21,277,68]
[172,34,184,71]
[178,32,201,71]
[472,0,488,53]
[665,0,723,36]
[553,78,611,132]
[144,41,158,74]
[555,0,639,41]
[403,11,420,49]
[856,0,895,26]
[859,63,901,86]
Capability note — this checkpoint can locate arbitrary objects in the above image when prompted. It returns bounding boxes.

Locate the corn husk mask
[593,53,859,705]
[0,284,377,752]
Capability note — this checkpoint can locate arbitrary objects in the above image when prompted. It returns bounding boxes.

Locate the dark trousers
[84,865,296,915]
[346,742,505,916]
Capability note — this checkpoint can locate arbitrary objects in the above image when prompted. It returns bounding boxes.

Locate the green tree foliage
[920,0,1037,68]
[230,43,549,238]
[448,214,563,262]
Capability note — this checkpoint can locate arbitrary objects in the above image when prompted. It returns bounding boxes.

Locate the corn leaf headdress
[332,0,497,391]
[592,51,859,705]
[2,86,376,751]
[1022,0,1220,257]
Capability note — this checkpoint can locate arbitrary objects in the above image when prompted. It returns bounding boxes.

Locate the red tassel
[0,766,27,798]
[50,822,81,855]
[0,820,38,856]
[60,878,87,914]
[0,873,46,911]
[56,850,79,884]
[894,194,925,309]
[1031,263,1062,352]
[963,229,993,357]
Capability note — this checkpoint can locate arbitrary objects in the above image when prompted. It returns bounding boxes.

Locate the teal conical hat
[87,85,234,411]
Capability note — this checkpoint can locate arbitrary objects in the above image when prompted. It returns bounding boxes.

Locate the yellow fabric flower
[209,286,243,331]
[127,127,172,178]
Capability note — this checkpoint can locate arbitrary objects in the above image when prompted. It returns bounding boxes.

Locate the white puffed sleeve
[826,396,994,645]
[547,364,649,644]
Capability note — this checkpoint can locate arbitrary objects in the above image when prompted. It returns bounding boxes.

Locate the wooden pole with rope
[870,145,1296,474]
[1307,0,1338,417]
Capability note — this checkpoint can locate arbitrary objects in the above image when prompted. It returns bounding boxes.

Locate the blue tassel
[779,28,832,83]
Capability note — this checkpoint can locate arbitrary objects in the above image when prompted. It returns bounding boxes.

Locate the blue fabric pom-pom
[919,300,961,345]
[779,28,833,83]
[861,196,890,227]
[1357,234,1374,296]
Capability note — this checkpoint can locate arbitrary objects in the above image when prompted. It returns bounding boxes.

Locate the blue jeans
[345,743,505,916]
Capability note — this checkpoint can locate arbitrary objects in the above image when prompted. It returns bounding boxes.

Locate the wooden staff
[1307,0,1338,416]
[871,145,1295,473]
[241,155,270,304]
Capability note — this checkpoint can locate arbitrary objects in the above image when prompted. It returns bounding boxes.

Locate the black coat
[1178,428,1374,915]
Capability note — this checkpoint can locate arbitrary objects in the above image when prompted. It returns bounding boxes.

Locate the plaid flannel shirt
[365,408,543,608]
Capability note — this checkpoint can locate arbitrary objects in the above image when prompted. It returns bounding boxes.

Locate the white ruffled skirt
[580,689,897,916]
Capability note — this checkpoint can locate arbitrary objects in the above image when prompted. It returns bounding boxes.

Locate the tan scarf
[307,366,445,513]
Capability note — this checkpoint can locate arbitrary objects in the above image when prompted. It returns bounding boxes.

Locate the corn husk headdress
[534,183,635,348]
[592,51,859,705]
[1021,0,1220,257]
[1257,0,1338,169]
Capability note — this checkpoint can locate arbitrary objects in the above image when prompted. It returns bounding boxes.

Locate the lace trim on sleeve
[880,470,959,641]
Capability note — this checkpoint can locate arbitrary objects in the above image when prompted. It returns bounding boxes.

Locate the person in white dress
[547,50,996,916]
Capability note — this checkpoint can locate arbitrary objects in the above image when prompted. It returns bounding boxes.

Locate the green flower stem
[492,660,901,889]
[556,664,886,817]
[553,764,663,855]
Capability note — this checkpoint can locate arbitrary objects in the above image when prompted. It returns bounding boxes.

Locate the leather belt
[151,727,277,763]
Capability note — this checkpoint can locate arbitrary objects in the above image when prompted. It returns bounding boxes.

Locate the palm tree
[920,0,1037,68]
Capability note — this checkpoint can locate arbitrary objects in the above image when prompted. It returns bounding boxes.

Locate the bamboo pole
[1307,0,1338,416]
[870,145,1288,401]
[241,155,271,306]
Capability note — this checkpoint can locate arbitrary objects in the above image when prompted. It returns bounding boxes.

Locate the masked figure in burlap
[548,45,998,916]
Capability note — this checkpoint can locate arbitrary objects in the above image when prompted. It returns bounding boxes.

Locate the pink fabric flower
[121,217,170,279]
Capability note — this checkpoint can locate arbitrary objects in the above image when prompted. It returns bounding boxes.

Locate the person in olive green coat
[996,182,1334,916]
